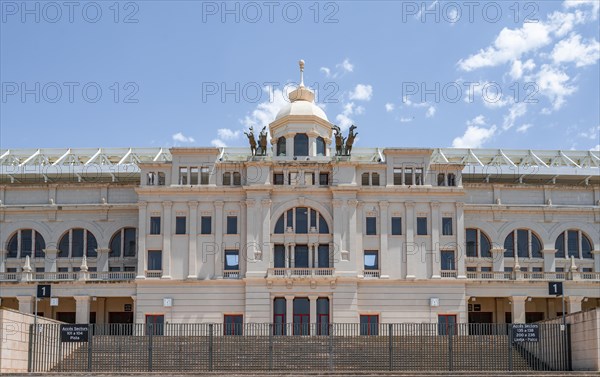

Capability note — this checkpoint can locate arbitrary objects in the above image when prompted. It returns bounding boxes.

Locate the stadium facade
[1,63,599,330]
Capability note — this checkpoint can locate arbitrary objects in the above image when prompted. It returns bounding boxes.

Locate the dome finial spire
[299,59,305,87]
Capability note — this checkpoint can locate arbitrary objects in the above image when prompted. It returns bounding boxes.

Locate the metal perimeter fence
[28,322,570,372]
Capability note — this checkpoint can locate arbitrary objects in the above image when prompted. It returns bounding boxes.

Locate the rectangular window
[200,167,209,185]
[109,266,121,272]
[371,172,380,186]
[294,245,309,268]
[417,217,427,235]
[360,315,379,335]
[364,250,379,270]
[157,172,166,185]
[441,250,455,271]
[147,250,162,271]
[361,172,370,186]
[466,229,477,257]
[146,314,165,336]
[273,298,286,335]
[201,216,212,234]
[233,172,241,186]
[517,229,529,258]
[179,167,188,185]
[404,168,413,185]
[274,244,286,268]
[274,173,284,185]
[175,216,186,235]
[393,168,402,185]
[150,217,161,235]
[72,228,84,257]
[224,315,243,335]
[415,168,423,185]
[437,173,446,186]
[366,217,377,235]
[226,216,237,234]
[190,167,199,185]
[224,250,239,271]
[438,314,457,335]
[316,298,330,335]
[442,217,453,236]
[293,298,310,335]
[317,244,330,268]
[223,172,231,186]
[319,173,329,186]
[391,217,402,235]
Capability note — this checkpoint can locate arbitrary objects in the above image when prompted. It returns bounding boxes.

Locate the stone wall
[0,308,62,373]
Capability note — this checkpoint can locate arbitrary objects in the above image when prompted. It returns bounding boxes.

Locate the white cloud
[217,128,241,140]
[354,105,365,115]
[591,144,600,151]
[551,33,600,67]
[578,125,600,139]
[320,58,354,78]
[242,86,291,131]
[503,102,527,130]
[335,102,357,130]
[399,117,413,123]
[385,103,395,112]
[349,84,373,101]
[510,59,536,79]
[516,123,534,133]
[172,132,195,143]
[452,116,497,148]
[211,139,227,148]
[535,64,577,111]
[563,0,599,19]
[426,106,436,118]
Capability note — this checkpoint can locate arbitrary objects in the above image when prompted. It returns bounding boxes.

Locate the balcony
[466,271,512,280]
[88,271,137,281]
[465,271,599,281]
[441,270,458,278]
[0,272,18,281]
[363,270,380,278]
[33,271,78,281]
[223,270,241,279]
[267,268,335,278]
[0,270,136,282]
[145,270,163,278]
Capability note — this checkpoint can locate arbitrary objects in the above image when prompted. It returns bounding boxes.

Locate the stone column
[43,248,59,273]
[96,248,110,272]
[96,297,106,324]
[542,249,556,272]
[568,296,584,314]
[593,249,600,273]
[161,201,172,279]
[74,295,91,324]
[214,201,224,279]
[136,202,148,279]
[17,296,34,314]
[309,296,318,327]
[290,243,296,268]
[511,296,527,324]
[187,201,198,279]
[430,201,441,279]
[348,199,358,270]
[332,199,344,262]
[491,248,505,272]
[379,201,390,279]
[0,249,6,272]
[245,199,256,274]
[285,134,294,158]
[286,295,294,328]
[456,202,466,279]
[260,199,272,270]
[308,135,316,156]
[405,201,416,279]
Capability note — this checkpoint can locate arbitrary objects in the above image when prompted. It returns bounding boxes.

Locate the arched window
[58,229,97,258]
[466,228,491,258]
[294,134,309,156]
[6,229,45,258]
[555,230,593,259]
[316,137,326,156]
[223,172,231,185]
[274,207,329,234]
[110,228,137,258]
[504,229,542,258]
[277,137,286,156]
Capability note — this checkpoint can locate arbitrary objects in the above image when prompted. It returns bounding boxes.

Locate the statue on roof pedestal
[244,127,257,156]
[333,124,358,156]
[258,126,268,156]
[333,125,345,156]
[345,125,358,155]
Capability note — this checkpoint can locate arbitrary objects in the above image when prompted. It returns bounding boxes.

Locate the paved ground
[3,372,600,377]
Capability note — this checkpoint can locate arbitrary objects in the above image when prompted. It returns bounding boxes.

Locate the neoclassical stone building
[1,64,599,330]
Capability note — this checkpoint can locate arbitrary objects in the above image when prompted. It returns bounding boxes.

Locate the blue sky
[1,0,599,151]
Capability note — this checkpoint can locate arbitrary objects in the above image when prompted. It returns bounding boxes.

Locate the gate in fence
[28,322,571,372]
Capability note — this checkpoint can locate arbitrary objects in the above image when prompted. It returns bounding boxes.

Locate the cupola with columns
[269,60,333,158]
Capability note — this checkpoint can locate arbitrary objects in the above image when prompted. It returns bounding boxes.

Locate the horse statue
[333,125,345,156]
[258,126,268,156]
[345,125,358,155]
[244,126,257,156]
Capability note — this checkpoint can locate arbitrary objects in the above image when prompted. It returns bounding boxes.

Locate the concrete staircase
[52,335,543,372]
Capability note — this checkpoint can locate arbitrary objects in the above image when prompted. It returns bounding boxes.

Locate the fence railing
[28,322,570,373]
[88,271,136,281]
[267,268,335,278]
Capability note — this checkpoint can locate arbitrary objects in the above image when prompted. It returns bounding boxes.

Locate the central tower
[269,60,333,159]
